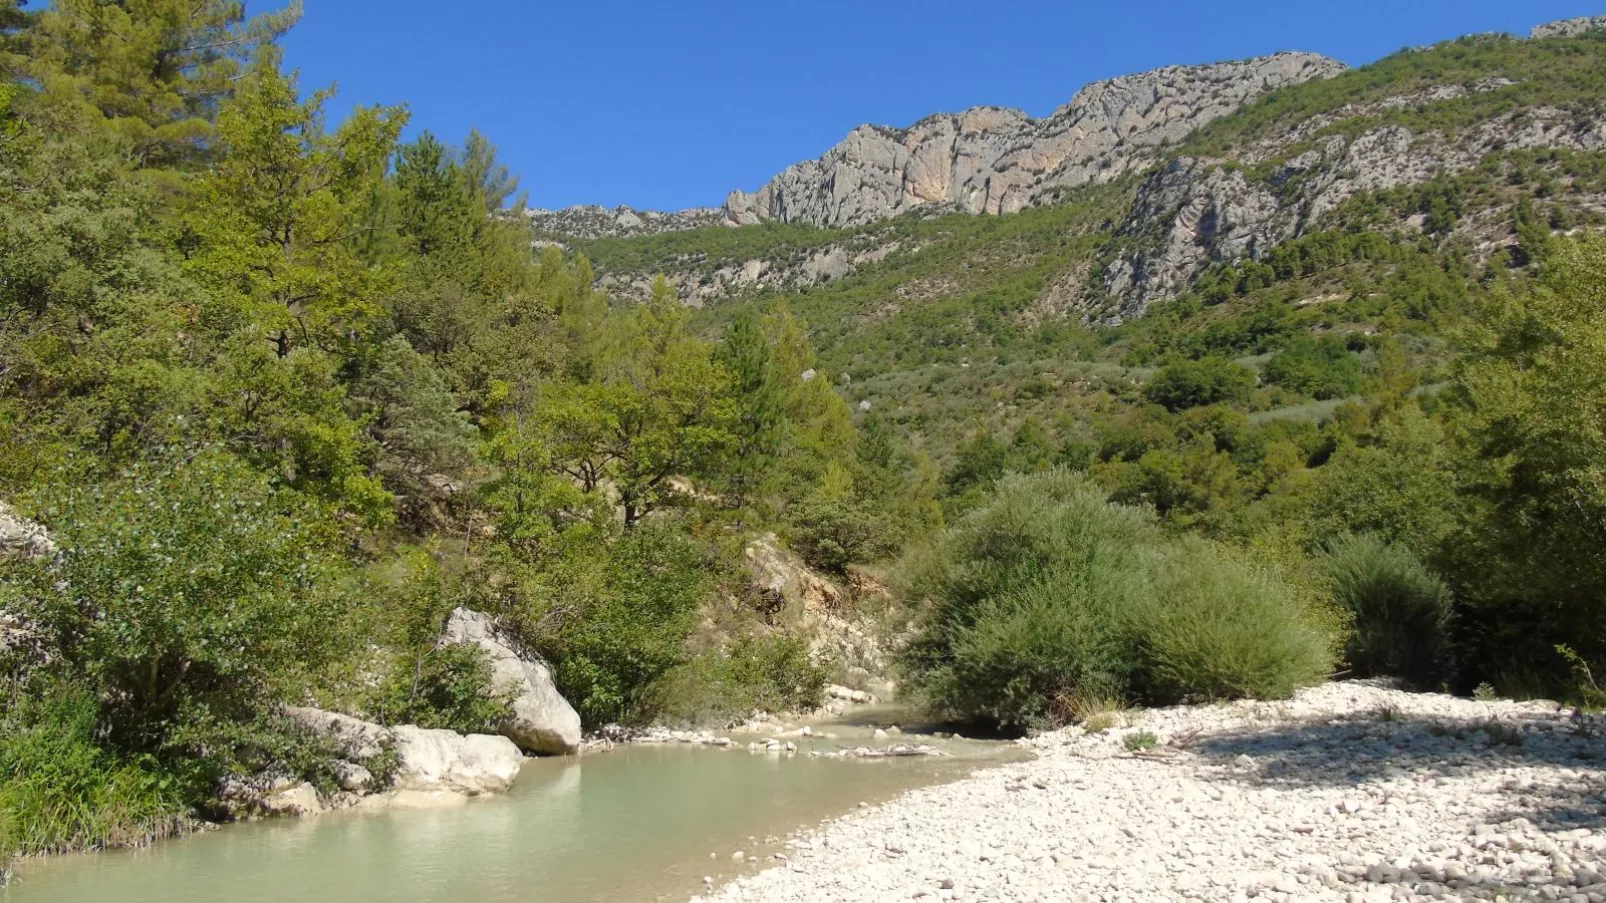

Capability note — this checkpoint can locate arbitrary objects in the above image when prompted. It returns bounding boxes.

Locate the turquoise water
[5,733,1002,903]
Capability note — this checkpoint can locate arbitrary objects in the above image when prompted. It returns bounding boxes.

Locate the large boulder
[442,608,583,756]
[285,706,525,797]
[388,725,523,795]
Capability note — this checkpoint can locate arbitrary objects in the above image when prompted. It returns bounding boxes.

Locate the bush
[2,451,343,752]
[1144,357,1256,411]
[1264,336,1364,400]
[648,635,827,728]
[0,686,189,860]
[898,469,1158,728]
[1138,539,1337,704]
[370,643,513,734]
[786,491,900,577]
[1321,533,1453,689]
[899,470,1336,728]
[501,521,720,727]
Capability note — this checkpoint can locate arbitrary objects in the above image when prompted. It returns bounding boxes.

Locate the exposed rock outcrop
[0,501,55,561]
[526,204,724,239]
[1531,15,1606,39]
[441,608,583,756]
[284,706,526,798]
[744,535,895,700]
[1101,97,1606,317]
[722,53,1346,229]
[0,502,54,664]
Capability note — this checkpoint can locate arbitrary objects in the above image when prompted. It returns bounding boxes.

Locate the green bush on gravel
[899,469,1337,729]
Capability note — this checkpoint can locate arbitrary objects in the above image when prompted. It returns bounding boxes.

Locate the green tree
[715,307,783,516]
[1144,357,1256,411]
[19,0,300,165]
[189,56,405,357]
[1,452,341,751]
[1264,336,1363,400]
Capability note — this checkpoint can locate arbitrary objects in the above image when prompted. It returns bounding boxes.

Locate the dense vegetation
[4,1,1606,880]
[578,26,1606,725]
[0,0,911,869]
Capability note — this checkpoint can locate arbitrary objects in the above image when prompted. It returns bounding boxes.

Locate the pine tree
[21,0,302,165]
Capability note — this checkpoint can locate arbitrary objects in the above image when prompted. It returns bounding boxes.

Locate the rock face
[284,706,526,797]
[721,53,1346,229]
[441,608,583,756]
[526,204,724,239]
[1100,88,1606,317]
[0,502,54,663]
[1531,15,1606,39]
[744,535,895,700]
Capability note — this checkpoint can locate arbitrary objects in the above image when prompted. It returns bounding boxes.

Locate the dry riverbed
[697,682,1606,903]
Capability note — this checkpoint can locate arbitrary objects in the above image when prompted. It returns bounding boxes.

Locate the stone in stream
[442,608,583,755]
[285,706,525,800]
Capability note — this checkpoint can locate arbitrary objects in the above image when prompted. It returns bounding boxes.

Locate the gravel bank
[698,681,1606,903]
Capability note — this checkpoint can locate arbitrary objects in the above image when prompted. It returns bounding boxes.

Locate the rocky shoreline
[698,682,1606,903]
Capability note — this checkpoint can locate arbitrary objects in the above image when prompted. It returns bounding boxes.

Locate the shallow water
[5,722,1013,903]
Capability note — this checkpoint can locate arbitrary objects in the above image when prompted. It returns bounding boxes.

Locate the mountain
[720,53,1346,230]
[528,52,1345,239]
[548,15,1606,463]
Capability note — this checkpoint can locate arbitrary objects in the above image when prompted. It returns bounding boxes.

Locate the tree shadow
[1170,705,1606,898]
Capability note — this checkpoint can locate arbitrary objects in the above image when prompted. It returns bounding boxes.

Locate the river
[4,715,1016,902]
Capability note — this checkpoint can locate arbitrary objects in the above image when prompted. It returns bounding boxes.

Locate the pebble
[700,681,1606,902]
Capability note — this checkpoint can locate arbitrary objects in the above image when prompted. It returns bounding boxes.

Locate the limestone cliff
[722,53,1346,229]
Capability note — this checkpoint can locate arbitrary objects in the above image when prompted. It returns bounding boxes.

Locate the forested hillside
[558,25,1606,714]
[4,0,1606,878]
[0,0,930,868]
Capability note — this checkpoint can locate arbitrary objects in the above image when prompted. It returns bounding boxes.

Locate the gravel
[696,681,1606,903]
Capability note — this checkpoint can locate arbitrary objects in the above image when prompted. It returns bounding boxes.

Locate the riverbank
[699,682,1606,903]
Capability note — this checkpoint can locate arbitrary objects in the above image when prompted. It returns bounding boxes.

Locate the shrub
[1321,533,1453,689]
[898,470,1158,728]
[1123,730,1159,751]
[1138,538,1336,705]
[899,470,1337,728]
[1144,357,1256,411]
[926,571,1141,728]
[647,635,827,728]
[370,643,513,735]
[2,451,343,752]
[786,491,900,577]
[1264,336,1364,400]
[0,686,189,859]
[502,521,719,727]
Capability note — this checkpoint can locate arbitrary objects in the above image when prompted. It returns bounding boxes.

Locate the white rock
[442,608,583,755]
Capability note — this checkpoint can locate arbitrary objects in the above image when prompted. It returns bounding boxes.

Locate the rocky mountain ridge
[528,52,1346,239]
[565,15,1606,321]
[721,52,1346,230]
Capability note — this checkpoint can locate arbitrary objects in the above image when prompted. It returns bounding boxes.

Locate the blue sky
[278,1,1602,212]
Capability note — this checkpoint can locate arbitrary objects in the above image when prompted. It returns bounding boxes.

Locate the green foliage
[0,685,190,859]
[494,521,720,727]
[649,635,827,728]
[900,470,1334,728]
[1448,236,1606,688]
[1122,731,1158,752]
[1321,534,1453,689]
[1264,336,1364,400]
[1138,538,1336,705]
[786,490,900,577]
[1145,357,1256,411]
[371,643,513,735]
[1,452,341,752]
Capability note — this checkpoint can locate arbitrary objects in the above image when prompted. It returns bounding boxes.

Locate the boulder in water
[442,608,582,756]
